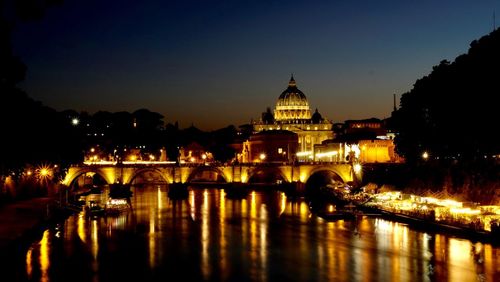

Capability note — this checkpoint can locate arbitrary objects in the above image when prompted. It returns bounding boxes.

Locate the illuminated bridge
[62,162,362,192]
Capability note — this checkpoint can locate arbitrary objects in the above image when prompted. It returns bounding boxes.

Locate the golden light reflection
[219,190,227,279]
[26,248,33,279]
[189,190,196,221]
[91,220,99,260]
[77,213,87,243]
[279,192,286,216]
[157,186,163,210]
[259,204,268,281]
[448,239,476,282]
[250,191,257,219]
[201,190,210,279]
[299,202,309,222]
[39,230,50,282]
[483,244,494,281]
[149,212,156,269]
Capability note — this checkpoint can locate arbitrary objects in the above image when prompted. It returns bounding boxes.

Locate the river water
[5,185,500,281]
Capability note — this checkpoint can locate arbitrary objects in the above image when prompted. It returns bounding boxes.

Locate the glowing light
[149,154,155,160]
[299,172,307,183]
[71,118,79,126]
[26,170,32,176]
[39,230,50,282]
[353,163,362,174]
[202,154,207,160]
[259,153,266,161]
[315,151,338,158]
[90,147,95,153]
[422,151,429,160]
[190,157,196,162]
[296,151,313,157]
[40,168,49,177]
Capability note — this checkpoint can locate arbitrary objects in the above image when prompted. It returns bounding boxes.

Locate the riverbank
[0,197,61,252]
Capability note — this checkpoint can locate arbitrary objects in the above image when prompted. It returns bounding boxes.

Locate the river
[4,185,500,281]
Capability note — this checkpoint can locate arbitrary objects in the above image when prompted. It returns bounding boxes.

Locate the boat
[105,198,131,215]
[86,200,105,217]
[310,201,357,221]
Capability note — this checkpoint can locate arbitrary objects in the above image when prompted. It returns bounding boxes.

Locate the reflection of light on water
[299,202,309,222]
[157,186,162,210]
[250,192,257,271]
[91,220,99,260]
[189,190,196,221]
[201,190,210,279]
[483,244,494,281]
[149,211,156,269]
[250,191,257,219]
[26,248,33,279]
[259,204,268,281]
[91,220,99,275]
[39,230,50,282]
[77,213,86,243]
[219,190,227,279]
[279,192,286,216]
[448,239,475,282]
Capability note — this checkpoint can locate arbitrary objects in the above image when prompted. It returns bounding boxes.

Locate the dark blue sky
[12,0,500,129]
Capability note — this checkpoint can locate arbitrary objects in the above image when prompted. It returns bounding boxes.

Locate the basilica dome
[274,76,312,121]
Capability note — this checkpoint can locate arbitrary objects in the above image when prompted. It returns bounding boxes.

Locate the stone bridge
[62,162,361,188]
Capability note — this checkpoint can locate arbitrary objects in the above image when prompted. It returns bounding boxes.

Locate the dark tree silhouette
[393,29,500,163]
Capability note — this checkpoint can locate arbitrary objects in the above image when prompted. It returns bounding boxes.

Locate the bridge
[62,162,362,191]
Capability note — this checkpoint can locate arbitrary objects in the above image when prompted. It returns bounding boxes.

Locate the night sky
[11,0,500,130]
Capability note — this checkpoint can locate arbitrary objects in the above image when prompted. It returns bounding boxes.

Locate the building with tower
[252,76,333,161]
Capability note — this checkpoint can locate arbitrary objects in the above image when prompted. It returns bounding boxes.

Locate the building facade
[253,76,333,161]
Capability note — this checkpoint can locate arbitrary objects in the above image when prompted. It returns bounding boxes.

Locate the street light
[71,118,79,126]
[259,153,266,162]
[422,151,429,160]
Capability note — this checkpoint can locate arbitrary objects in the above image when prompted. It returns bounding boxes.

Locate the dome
[274,75,312,121]
[311,108,323,123]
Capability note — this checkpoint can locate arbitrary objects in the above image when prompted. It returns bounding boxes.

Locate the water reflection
[16,185,500,281]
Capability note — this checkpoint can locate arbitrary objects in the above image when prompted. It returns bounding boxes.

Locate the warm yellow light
[296,151,312,157]
[202,154,207,160]
[422,151,429,160]
[259,153,266,161]
[190,157,196,162]
[90,148,95,153]
[353,163,362,174]
[27,170,32,176]
[40,168,49,177]
[149,154,155,160]
[71,118,79,126]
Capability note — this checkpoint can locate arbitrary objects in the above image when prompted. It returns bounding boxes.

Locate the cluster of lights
[296,151,312,157]
[315,151,338,158]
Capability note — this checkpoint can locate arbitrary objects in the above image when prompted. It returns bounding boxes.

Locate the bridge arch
[247,166,287,184]
[305,166,349,184]
[128,167,171,185]
[304,167,348,196]
[64,168,110,190]
[186,166,228,183]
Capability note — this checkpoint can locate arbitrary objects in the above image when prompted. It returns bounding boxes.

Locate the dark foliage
[393,29,500,163]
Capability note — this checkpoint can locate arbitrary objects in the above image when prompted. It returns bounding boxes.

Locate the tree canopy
[393,29,500,163]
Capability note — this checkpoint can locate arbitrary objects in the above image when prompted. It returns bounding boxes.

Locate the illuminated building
[238,130,298,163]
[253,76,333,161]
[326,118,404,163]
